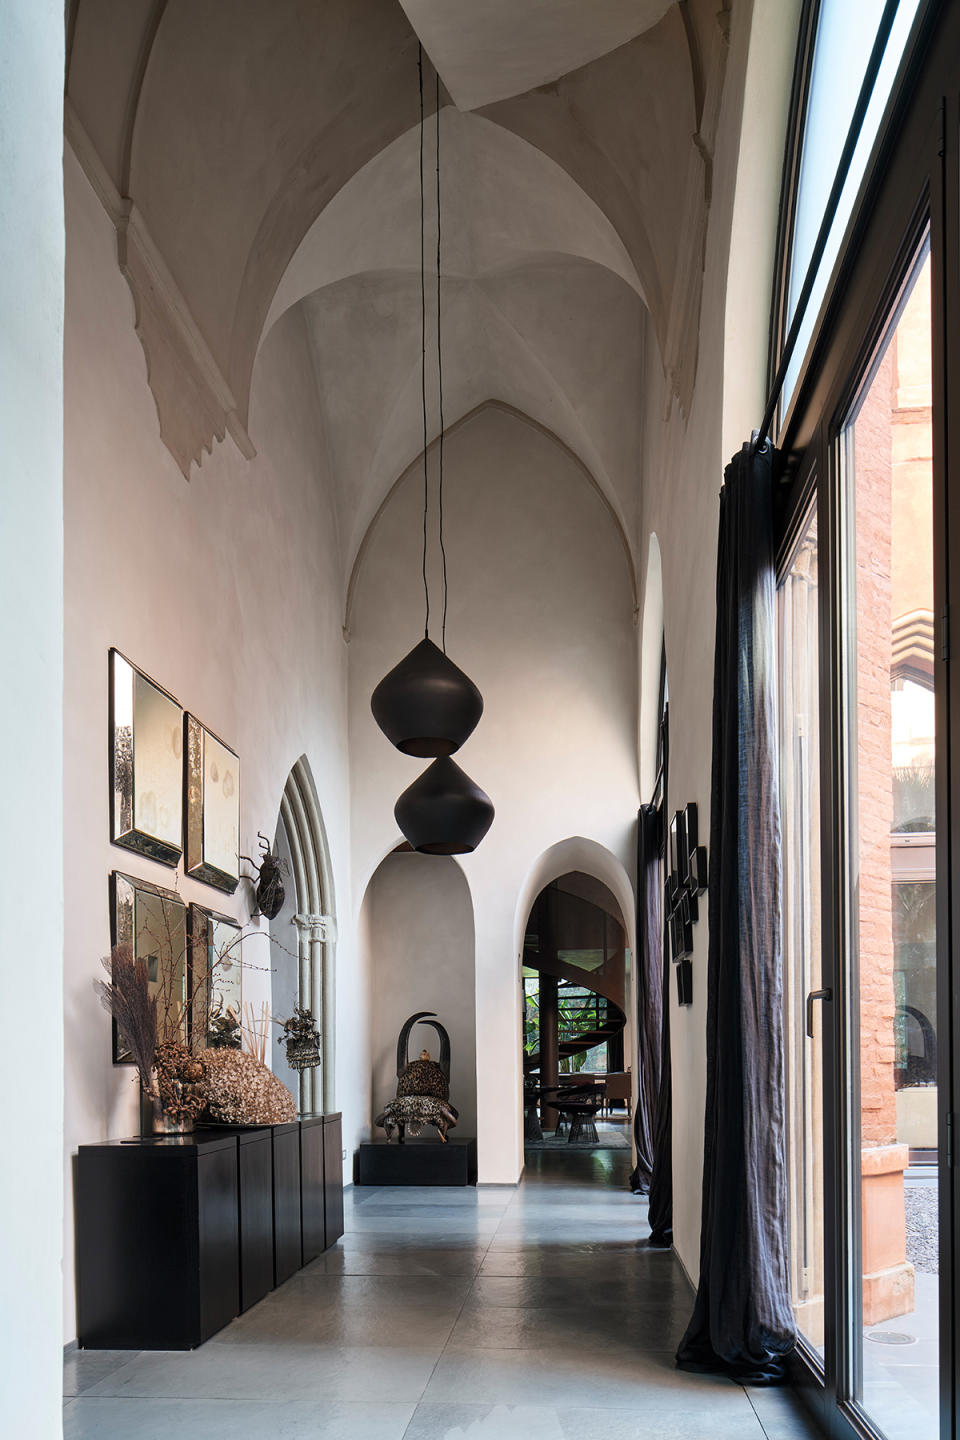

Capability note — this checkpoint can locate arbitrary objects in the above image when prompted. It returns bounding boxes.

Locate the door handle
[805,987,832,1039]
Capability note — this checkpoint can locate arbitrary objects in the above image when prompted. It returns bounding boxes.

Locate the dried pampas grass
[200,1047,297,1125]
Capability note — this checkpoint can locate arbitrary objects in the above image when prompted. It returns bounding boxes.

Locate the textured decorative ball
[396,1055,449,1102]
[200,1048,297,1125]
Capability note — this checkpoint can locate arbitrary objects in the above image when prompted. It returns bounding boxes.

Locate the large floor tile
[84,1343,441,1403]
[402,1401,768,1440]
[421,1344,750,1411]
[211,1275,469,1349]
[447,1300,689,1352]
[63,1397,417,1439]
[63,1348,143,1396]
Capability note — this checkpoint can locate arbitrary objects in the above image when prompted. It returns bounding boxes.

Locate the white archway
[277,755,337,1113]
[513,836,636,966]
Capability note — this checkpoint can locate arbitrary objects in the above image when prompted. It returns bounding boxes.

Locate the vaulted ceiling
[66,0,733,567]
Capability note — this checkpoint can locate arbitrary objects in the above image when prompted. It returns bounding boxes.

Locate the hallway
[64,1152,819,1439]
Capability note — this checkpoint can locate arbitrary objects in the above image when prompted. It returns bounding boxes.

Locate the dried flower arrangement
[200,1047,297,1125]
[153,1040,208,1129]
[97,888,302,1133]
[95,944,159,1103]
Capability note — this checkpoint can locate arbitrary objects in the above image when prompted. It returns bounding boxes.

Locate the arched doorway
[521,870,632,1163]
[270,756,336,1114]
[361,850,477,1141]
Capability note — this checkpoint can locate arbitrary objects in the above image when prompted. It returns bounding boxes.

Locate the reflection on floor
[64,1146,823,1439]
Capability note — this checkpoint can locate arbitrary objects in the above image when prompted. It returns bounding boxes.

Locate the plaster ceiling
[65,0,729,516]
[261,109,645,583]
[398,0,674,110]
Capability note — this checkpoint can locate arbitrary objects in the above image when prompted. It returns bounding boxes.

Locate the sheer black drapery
[676,441,795,1383]
[631,804,662,1195]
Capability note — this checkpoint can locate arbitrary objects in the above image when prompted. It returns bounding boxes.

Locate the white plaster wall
[349,405,639,1183]
[364,852,477,1139]
[61,149,360,1341]
[0,2,64,1432]
[635,0,802,1281]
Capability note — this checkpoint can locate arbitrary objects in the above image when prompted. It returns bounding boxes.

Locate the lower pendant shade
[394,756,494,854]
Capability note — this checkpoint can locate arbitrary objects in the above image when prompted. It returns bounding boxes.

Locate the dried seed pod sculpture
[375,1011,458,1143]
[279,1005,321,1071]
[152,1040,208,1133]
[241,832,289,920]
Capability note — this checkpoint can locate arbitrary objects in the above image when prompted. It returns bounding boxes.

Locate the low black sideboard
[76,1113,342,1350]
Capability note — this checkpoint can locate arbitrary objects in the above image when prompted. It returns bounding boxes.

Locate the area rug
[525,1130,631,1151]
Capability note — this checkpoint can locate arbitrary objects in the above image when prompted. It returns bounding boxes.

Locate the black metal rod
[754,0,901,452]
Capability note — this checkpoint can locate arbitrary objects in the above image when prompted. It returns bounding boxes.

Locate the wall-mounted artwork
[111,871,188,1063]
[666,802,708,1004]
[110,650,183,866]
[190,905,242,1049]
[185,715,240,893]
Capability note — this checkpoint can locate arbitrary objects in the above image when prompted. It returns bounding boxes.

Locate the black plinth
[356,1136,477,1186]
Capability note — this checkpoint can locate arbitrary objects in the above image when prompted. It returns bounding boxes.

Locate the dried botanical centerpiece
[200,1047,297,1125]
[96,944,207,1135]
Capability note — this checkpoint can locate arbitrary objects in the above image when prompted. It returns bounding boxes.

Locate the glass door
[779,497,827,1360]
[837,239,939,1439]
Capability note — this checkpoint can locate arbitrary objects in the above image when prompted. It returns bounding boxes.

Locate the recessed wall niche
[109,649,183,865]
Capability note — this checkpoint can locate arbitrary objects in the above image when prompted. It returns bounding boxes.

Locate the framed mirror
[185,715,240,893]
[111,871,188,1063]
[110,650,183,866]
[190,905,242,1050]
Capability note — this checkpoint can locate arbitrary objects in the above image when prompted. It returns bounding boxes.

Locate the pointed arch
[278,756,337,1112]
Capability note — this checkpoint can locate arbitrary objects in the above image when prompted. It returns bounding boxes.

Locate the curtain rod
[752,0,901,455]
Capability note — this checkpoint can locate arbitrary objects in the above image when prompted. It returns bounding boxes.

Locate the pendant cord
[436,69,448,653]
[418,45,430,639]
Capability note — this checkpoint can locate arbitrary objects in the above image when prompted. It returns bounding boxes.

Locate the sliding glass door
[837,240,939,1439]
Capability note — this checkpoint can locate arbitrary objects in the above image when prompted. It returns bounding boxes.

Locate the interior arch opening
[521,870,631,1171]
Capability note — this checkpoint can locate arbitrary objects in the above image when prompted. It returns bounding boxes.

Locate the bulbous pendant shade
[371,638,483,757]
[394,756,495,855]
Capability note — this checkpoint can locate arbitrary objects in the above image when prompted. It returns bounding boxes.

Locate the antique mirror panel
[110,650,183,865]
[189,905,242,1050]
[111,872,188,1063]
[185,715,240,892]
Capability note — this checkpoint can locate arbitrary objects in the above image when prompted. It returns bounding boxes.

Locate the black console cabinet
[77,1114,343,1349]
[77,1132,239,1350]
[237,1128,273,1312]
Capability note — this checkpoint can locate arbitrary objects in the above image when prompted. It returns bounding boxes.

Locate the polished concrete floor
[64,1147,823,1439]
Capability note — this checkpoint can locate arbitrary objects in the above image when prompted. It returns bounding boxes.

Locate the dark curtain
[676,441,796,1383]
[631,804,662,1195]
[646,899,672,1246]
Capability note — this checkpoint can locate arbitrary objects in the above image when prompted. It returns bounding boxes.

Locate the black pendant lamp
[369,49,494,852]
[395,757,494,855]
[372,638,482,757]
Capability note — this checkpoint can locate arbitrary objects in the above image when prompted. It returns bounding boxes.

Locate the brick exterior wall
[854,344,898,1147]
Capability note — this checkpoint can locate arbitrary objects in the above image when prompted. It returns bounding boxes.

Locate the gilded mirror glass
[185,715,240,893]
[111,872,188,1063]
[110,650,183,866]
[190,905,242,1049]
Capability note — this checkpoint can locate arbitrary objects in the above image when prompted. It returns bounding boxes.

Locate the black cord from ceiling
[436,68,448,653]
[418,44,431,639]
